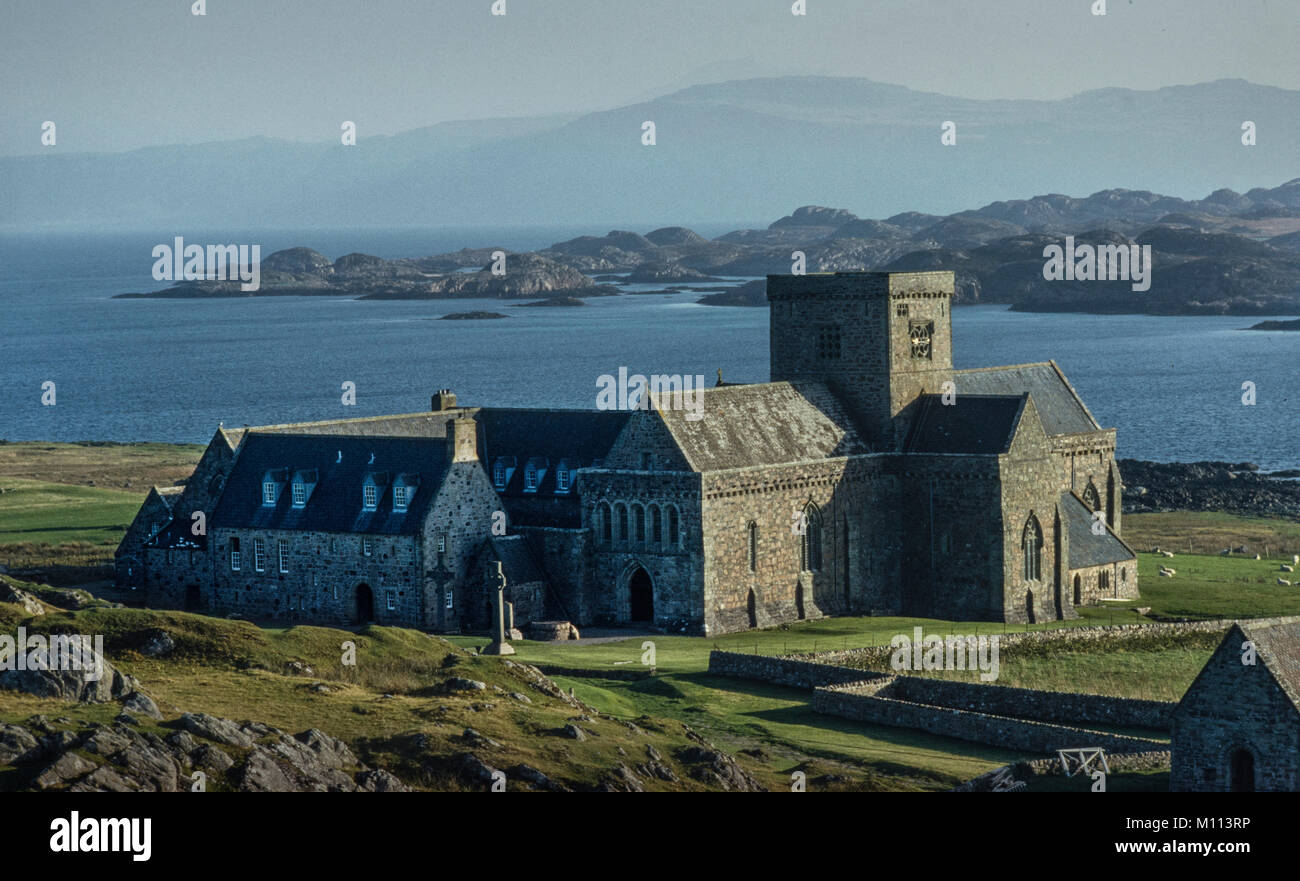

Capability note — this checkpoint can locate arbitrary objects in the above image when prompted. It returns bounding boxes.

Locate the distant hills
[118,178,1300,316]
[5,76,1300,229]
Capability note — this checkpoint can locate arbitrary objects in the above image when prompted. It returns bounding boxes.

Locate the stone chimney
[446,417,478,463]
[431,389,458,411]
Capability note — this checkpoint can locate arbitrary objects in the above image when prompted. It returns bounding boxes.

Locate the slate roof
[489,535,546,586]
[145,516,207,550]
[655,381,868,472]
[211,433,446,535]
[475,408,631,528]
[904,394,1026,455]
[1061,492,1135,569]
[955,362,1100,436]
[1232,619,1300,715]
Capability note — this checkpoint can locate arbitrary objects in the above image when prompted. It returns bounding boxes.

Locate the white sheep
[1160,550,1175,558]
[1282,564,1295,573]
[1293,554,1299,565]
[1159,570,1174,578]
[1278,578,1293,586]
[1219,548,1231,556]
[1255,554,1262,560]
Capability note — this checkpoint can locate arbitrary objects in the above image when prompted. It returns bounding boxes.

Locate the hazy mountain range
[4,76,1299,230]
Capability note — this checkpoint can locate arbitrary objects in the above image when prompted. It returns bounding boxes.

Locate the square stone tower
[767,270,955,449]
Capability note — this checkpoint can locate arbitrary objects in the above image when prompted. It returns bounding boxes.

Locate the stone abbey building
[118,270,1138,635]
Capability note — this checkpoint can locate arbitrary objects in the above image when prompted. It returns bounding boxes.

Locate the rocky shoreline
[1119,459,1300,517]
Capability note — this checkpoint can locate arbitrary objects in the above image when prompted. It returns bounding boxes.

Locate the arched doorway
[1230,749,1255,792]
[1073,574,1082,605]
[355,584,374,624]
[628,567,654,622]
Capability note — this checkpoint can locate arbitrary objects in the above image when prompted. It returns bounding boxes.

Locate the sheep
[1278,578,1293,586]
[1234,545,1248,554]
[1293,554,1299,565]
[1160,550,1175,558]
[1219,548,1231,556]
[1255,554,1262,560]
[1159,570,1175,578]
[1282,565,1295,573]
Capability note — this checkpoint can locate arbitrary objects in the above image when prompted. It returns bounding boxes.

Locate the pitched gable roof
[1179,618,1300,718]
[211,434,446,535]
[1238,618,1300,715]
[955,361,1100,436]
[1061,492,1136,569]
[653,380,868,472]
[904,394,1026,455]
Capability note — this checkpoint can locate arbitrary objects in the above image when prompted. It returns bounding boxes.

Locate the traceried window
[1022,514,1043,582]
[909,320,934,360]
[1082,481,1101,511]
[816,326,841,360]
[800,504,822,572]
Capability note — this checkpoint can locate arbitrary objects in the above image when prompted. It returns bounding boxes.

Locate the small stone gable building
[1172,618,1300,792]
[124,270,1137,635]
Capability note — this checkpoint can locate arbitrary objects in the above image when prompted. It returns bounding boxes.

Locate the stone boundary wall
[885,676,1174,730]
[706,651,889,690]
[811,681,1166,755]
[791,615,1300,668]
[951,751,1171,791]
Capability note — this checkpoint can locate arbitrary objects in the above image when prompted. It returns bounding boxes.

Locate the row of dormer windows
[260,469,417,513]
[493,457,575,494]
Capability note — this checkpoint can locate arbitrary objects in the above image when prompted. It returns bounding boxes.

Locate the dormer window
[523,458,547,494]
[524,467,537,491]
[392,474,418,512]
[493,461,506,489]
[362,472,390,511]
[554,458,574,493]
[289,469,317,508]
[261,468,288,506]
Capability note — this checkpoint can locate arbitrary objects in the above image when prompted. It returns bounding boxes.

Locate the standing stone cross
[482,560,515,656]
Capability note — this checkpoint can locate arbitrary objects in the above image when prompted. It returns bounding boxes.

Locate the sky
[2,0,1298,156]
